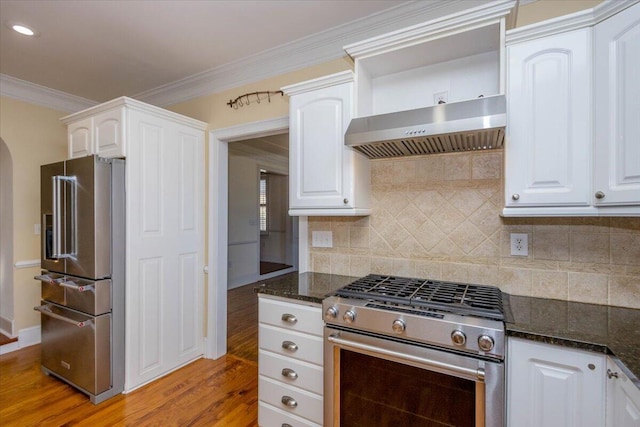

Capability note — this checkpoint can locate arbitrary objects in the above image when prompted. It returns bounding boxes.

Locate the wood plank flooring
[0,281,264,426]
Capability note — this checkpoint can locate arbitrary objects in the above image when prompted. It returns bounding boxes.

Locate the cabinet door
[289,82,353,209]
[508,338,605,427]
[94,107,125,158]
[606,357,640,427]
[594,2,640,206]
[505,29,591,207]
[125,110,204,391]
[68,117,93,159]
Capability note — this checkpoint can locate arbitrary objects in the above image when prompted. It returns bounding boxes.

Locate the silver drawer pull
[58,280,94,293]
[281,313,297,324]
[282,341,298,352]
[282,424,293,427]
[281,395,297,408]
[281,368,298,380]
[35,274,60,284]
[34,305,91,328]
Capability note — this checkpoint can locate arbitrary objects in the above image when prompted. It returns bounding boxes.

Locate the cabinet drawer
[259,376,323,424]
[259,298,323,336]
[259,350,323,395]
[259,324,323,365]
[259,401,322,427]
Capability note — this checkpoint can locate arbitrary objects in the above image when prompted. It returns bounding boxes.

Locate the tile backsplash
[308,150,640,309]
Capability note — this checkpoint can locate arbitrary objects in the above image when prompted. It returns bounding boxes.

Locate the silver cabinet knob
[343,310,356,324]
[451,330,466,346]
[595,191,605,199]
[392,319,406,334]
[281,313,297,324]
[478,335,495,352]
[607,369,619,379]
[281,368,298,380]
[281,395,298,408]
[325,306,338,319]
[281,341,298,352]
[512,194,520,200]
[343,198,349,204]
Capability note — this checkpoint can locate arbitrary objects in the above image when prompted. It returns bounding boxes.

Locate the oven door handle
[328,333,485,382]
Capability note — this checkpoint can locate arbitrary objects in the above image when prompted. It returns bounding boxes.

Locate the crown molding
[135,1,499,107]
[60,96,208,129]
[282,71,353,96]
[506,0,638,45]
[0,74,97,113]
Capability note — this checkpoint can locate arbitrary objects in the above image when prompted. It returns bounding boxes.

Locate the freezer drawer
[36,303,111,395]
[36,272,111,316]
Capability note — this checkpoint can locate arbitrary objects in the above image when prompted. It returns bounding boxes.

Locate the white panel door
[508,338,605,427]
[505,29,591,207]
[594,2,640,206]
[289,82,353,209]
[94,107,126,158]
[68,117,93,159]
[125,110,204,391]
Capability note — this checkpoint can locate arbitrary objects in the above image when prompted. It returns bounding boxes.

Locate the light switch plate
[312,231,333,248]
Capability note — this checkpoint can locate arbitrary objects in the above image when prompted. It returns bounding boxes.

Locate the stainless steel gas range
[323,274,508,427]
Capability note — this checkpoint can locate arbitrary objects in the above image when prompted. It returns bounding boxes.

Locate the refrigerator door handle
[51,175,76,258]
[34,305,92,328]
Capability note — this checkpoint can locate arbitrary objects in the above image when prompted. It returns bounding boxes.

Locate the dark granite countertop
[255,272,640,388]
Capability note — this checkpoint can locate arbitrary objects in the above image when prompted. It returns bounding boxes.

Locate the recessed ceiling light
[5,21,40,37]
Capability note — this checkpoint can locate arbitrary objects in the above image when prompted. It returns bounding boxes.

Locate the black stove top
[334,274,504,321]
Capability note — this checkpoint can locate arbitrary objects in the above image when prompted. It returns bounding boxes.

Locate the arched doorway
[0,137,14,337]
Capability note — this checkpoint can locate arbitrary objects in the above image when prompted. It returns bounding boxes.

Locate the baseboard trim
[0,315,14,337]
[0,325,41,355]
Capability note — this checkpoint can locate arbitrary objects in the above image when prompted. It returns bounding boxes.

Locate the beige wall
[307,151,640,309]
[0,97,68,332]
[516,1,603,27]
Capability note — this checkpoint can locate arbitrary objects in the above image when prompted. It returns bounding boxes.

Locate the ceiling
[0,0,409,104]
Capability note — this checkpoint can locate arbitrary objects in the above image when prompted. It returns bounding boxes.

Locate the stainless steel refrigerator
[34,155,125,404]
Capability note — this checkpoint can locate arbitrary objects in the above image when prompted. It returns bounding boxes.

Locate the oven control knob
[343,310,356,324]
[451,330,466,346]
[478,335,495,352]
[392,319,406,334]
[325,306,338,320]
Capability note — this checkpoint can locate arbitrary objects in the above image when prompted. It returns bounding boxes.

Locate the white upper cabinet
[594,1,640,206]
[344,1,517,118]
[505,29,592,207]
[283,71,371,216]
[64,103,126,159]
[503,1,640,216]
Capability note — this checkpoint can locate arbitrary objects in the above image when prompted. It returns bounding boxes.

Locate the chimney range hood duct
[345,95,506,159]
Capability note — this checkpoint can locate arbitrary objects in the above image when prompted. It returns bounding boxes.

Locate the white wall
[0,138,14,335]
[227,155,259,289]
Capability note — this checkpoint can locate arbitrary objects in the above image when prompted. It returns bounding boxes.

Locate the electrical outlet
[510,233,529,256]
[34,223,41,235]
[312,231,333,248]
[434,91,448,104]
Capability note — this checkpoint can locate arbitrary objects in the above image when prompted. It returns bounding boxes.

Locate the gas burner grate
[335,274,504,320]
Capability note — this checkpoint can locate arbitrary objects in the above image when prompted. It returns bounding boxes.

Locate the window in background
[259,172,268,235]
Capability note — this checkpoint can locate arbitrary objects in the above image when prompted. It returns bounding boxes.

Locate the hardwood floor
[0,282,263,426]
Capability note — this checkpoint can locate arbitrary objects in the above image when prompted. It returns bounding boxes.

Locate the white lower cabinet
[507,338,606,427]
[607,357,640,427]
[258,296,324,426]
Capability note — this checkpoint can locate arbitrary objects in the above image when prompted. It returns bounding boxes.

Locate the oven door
[324,326,504,427]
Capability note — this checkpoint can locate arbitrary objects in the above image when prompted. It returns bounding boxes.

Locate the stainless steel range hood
[345,95,506,159]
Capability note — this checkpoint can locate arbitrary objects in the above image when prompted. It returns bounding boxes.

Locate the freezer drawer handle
[58,280,94,293]
[34,274,60,284]
[34,305,92,328]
